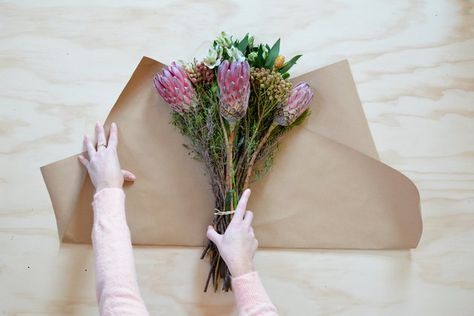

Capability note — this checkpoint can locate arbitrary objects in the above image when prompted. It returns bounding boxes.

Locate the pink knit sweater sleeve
[232,271,278,315]
[91,188,149,316]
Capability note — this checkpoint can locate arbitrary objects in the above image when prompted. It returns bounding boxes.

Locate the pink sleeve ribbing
[232,271,278,315]
[91,188,149,316]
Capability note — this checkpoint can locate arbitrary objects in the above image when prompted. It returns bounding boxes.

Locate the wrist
[229,260,255,277]
[94,182,122,193]
[94,186,124,197]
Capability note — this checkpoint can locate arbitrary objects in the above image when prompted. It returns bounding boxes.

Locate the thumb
[121,169,136,182]
[207,225,222,245]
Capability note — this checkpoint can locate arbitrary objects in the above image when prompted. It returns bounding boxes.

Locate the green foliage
[278,54,302,75]
[264,39,280,69]
[170,82,227,203]
[171,33,311,200]
[256,44,264,67]
[237,33,249,53]
[182,32,313,292]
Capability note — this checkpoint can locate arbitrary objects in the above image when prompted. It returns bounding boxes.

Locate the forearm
[92,188,149,316]
[232,271,278,316]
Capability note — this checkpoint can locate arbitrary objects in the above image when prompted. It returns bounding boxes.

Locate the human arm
[80,122,148,316]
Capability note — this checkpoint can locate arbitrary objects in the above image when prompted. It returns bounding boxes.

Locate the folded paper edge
[40,152,87,242]
[40,56,163,243]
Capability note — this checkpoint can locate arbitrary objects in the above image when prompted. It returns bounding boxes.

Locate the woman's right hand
[206,189,258,277]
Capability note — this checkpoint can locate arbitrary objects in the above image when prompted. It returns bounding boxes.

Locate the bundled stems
[202,117,238,292]
[226,122,236,211]
[243,123,276,189]
[154,36,313,292]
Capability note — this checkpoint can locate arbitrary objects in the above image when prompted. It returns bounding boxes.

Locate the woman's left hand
[79,122,136,192]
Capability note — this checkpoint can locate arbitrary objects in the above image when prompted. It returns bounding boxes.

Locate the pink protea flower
[153,62,197,114]
[217,60,251,122]
[274,82,313,126]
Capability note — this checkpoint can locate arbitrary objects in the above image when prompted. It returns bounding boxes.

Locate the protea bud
[153,62,197,114]
[274,82,313,126]
[217,60,250,122]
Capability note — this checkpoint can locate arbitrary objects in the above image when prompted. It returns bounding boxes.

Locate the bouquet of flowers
[153,32,314,292]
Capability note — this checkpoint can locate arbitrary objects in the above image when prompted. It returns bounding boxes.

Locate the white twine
[213,208,235,216]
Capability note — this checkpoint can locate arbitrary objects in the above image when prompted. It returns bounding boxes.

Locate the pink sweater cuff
[93,188,126,217]
[232,271,278,315]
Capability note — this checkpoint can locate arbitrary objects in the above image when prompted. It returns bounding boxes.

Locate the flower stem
[226,123,235,211]
[244,123,276,189]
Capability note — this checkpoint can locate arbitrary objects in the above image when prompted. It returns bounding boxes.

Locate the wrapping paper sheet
[41,57,422,248]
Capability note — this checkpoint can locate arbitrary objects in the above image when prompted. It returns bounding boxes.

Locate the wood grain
[0,0,473,315]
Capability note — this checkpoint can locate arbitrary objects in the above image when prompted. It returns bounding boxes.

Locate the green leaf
[278,54,302,74]
[282,72,290,79]
[211,83,218,94]
[237,33,249,53]
[257,45,264,67]
[264,39,280,69]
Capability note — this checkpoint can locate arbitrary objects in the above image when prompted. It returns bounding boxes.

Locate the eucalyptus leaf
[264,39,280,69]
[237,33,249,53]
[279,54,302,74]
[257,45,264,67]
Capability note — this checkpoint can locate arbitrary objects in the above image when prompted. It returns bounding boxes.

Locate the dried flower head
[250,67,292,105]
[186,62,215,86]
[153,62,197,114]
[274,82,313,126]
[217,60,251,122]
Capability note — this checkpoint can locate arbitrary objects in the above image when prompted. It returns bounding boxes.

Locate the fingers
[206,225,222,245]
[233,189,251,222]
[83,135,95,158]
[243,210,253,226]
[108,122,118,149]
[121,169,136,182]
[96,122,107,149]
[78,154,89,167]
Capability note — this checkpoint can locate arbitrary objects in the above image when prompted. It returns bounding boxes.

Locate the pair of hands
[80,123,258,277]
